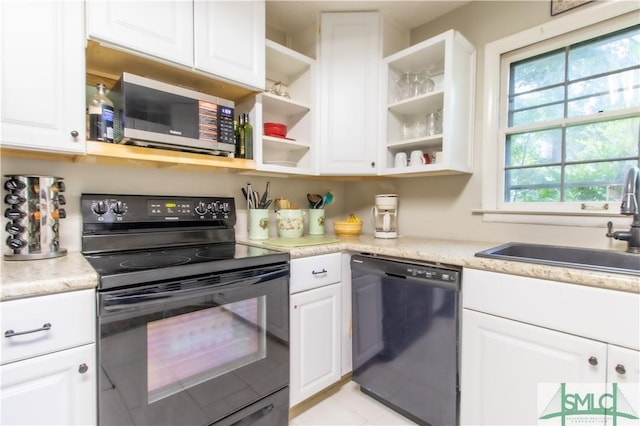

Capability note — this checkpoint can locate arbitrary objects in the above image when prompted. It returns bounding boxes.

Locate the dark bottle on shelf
[243,113,253,160]
[235,115,246,158]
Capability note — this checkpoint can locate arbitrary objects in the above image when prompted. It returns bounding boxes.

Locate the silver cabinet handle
[312,269,327,275]
[615,364,626,375]
[588,356,598,366]
[4,322,52,338]
[78,363,89,374]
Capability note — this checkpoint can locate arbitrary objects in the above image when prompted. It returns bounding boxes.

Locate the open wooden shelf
[82,141,255,171]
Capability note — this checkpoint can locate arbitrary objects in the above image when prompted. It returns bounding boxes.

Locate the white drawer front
[1,290,96,365]
[290,253,342,294]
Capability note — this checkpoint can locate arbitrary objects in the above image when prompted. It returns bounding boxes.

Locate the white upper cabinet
[380,30,476,176]
[318,12,381,175]
[86,0,265,91]
[85,0,193,67]
[0,0,85,154]
[194,1,265,90]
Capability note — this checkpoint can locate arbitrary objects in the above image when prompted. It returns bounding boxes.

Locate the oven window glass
[147,296,267,403]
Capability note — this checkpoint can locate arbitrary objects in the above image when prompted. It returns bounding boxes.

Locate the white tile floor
[289,381,418,426]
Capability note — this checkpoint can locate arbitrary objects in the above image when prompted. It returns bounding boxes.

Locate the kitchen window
[480,2,640,224]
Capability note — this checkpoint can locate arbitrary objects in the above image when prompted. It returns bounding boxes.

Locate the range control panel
[81,194,235,224]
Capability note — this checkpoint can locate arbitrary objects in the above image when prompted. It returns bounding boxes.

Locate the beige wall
[343,0,631,250]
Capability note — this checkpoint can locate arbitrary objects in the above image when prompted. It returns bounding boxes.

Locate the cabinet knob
[78,363,89,374]
[70,130,79,138]
[370,161,376,168]
[588,356,598,366]
[615,364,626,375]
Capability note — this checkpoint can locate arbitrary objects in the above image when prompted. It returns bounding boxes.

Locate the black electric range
[82,193,291,426]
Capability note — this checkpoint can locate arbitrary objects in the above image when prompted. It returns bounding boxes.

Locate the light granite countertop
[248,235,640,294]
[1,252,99,301]
[2,235,638,301]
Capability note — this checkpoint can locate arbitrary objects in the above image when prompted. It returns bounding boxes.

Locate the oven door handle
[101,268,288,312]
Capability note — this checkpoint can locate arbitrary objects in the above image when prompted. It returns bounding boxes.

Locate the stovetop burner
[195,248,236,260]
[120,254,191,270]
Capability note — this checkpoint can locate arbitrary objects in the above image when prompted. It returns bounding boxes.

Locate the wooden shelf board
[84,141,255,171]
[0,147,80,163]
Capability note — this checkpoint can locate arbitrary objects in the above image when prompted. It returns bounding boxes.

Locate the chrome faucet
[607,166,640,253]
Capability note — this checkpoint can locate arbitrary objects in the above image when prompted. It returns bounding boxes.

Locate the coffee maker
[372,194,398,239]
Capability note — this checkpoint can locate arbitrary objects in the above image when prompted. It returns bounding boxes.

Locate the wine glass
[419,66,436,94]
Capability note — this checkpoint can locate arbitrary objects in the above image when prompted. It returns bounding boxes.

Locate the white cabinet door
[318,12,380,175]
[608,345,640,385]
[1,344,96,426]
[460,309,607,426]
[86,0,193,66]
[0,0,85,154]
[607,345,640,413]
[194,1,265,90]
[290,283,341,406]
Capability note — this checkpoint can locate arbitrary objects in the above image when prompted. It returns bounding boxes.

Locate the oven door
[97,262,289,426]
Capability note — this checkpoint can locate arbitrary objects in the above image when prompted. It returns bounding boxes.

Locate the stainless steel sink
[475,242,640,276]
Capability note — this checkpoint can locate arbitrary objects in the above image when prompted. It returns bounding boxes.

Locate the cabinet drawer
[1,290,95,365]
[290,253,341,294]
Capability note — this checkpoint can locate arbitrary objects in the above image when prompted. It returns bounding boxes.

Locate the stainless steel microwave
[111,73,235,155]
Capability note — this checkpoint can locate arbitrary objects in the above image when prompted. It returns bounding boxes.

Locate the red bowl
[264,122,287,137]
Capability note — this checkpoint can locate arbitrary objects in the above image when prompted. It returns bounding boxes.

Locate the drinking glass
[409,71,424,98]
[394,71,413,102]
[426,112,438,136]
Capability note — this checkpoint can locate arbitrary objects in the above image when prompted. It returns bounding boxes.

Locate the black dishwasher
[351,254,461,426]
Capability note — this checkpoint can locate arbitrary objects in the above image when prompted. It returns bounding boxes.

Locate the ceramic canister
[248,209,270,240]
[308,209,325,235]
[276,209,304,238]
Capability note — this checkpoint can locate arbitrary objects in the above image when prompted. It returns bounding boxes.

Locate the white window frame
[479,0,640,227]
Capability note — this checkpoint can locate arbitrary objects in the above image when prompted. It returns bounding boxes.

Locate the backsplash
[1,158,346,253]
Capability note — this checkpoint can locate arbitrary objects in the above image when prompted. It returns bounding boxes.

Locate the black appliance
[110,73,235,155]
[350,254,461,426]
[81,194,290,426]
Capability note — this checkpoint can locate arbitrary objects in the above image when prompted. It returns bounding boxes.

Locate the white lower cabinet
[1,344,96,425]
[289,253,343,407]
[461,309,607,425]
[460,269,640,426]
[0,290,96,425]
[290,283,341,406]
